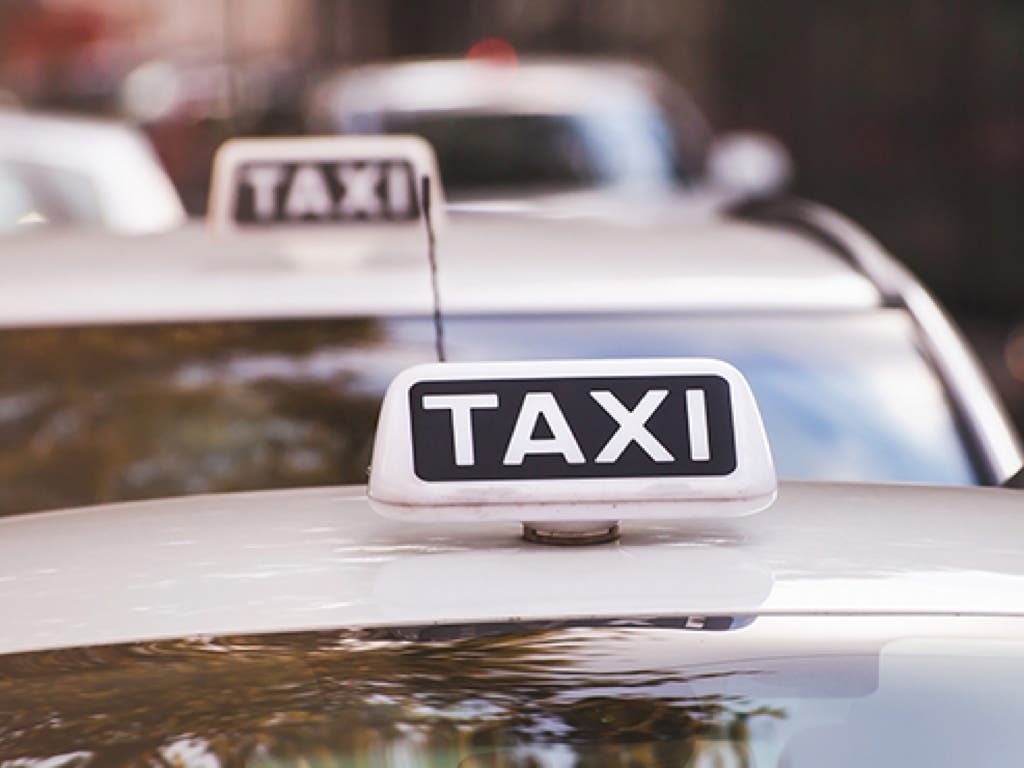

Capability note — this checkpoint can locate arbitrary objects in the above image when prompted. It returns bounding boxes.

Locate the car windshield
[2,616,1021,767]
[350,107,688,196]
[0,309,975,516]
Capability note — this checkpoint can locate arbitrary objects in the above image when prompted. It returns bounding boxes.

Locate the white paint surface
[2,481,1024,656]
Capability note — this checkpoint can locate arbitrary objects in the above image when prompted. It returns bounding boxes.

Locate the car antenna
[421,175,446,362]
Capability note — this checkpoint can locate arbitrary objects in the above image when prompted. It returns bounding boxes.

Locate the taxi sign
[207,135,445,234]
[368,359,776,531]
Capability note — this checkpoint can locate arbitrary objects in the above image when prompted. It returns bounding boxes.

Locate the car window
[0,160,104,232]
[0,310,975,516]
[362,108,686,195]
[439,312,977,486]
[2,617,1021,767]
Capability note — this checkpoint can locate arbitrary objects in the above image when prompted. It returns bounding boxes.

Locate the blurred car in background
[0,109,186,235]
[307,55,792,202]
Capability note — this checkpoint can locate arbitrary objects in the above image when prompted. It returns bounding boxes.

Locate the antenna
[421,175,446,362]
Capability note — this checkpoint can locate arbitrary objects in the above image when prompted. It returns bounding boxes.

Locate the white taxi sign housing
[368,359,777,534]
[207,135,446,235]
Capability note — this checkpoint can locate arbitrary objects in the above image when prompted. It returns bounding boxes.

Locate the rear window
[0,310,976,516]
[358,107,686,194]
[1,616,1021,767]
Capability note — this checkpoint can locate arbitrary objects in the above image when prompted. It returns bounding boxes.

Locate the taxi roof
[1,480,1022,656]
[0,204,881,327]
[311,56,682,119]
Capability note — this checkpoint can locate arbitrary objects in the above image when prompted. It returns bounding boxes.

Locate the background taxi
[308,55,791,202]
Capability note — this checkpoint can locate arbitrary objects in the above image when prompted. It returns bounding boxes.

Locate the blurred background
[1,0,1022,432]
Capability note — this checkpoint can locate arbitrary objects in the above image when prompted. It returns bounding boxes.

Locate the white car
[1,358,1022,767]
[307,56,792,201]
[0,109,186,234]
[0,136,1017,517]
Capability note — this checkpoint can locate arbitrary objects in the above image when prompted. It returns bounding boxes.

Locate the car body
[5,479,1023,654]
[0,187,1019,516]
[0,109,186,235]
[307,56,791,201]
[2,476,1024,764]
[3,356,1022,765]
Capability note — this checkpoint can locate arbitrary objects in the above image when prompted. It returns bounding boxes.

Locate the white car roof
[0,109,185,234]
[311,56,680,119]
[0,207,880,327]
[1,480,1022,656]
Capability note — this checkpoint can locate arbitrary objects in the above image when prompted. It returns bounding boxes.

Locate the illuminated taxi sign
[368,359,776,528]
[207,135,445,234]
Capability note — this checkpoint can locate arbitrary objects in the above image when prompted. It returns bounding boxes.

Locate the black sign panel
[232,159,419,224]
[410,375,736,481]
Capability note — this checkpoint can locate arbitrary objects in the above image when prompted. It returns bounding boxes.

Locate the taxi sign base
[367,496,773,524]
[523,521,620,546]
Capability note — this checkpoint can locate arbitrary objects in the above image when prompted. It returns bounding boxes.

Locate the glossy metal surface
[1,481,1023,656]
[0,209,881,327]
[903,282,1023,483]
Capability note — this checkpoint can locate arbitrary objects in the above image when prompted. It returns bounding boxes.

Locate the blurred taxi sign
[369,359,776,539]
[207,135,445,235]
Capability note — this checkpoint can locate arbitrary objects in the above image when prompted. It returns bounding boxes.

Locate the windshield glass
[0,310,975,516]
[2,616,1021,767]
[354,107,686,195]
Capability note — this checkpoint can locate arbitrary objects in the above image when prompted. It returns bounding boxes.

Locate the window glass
[2,617,1021,768]
[439,312,977,485]
[373,108,684,195]
[0,310,975,516]
[0,160,103,232]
